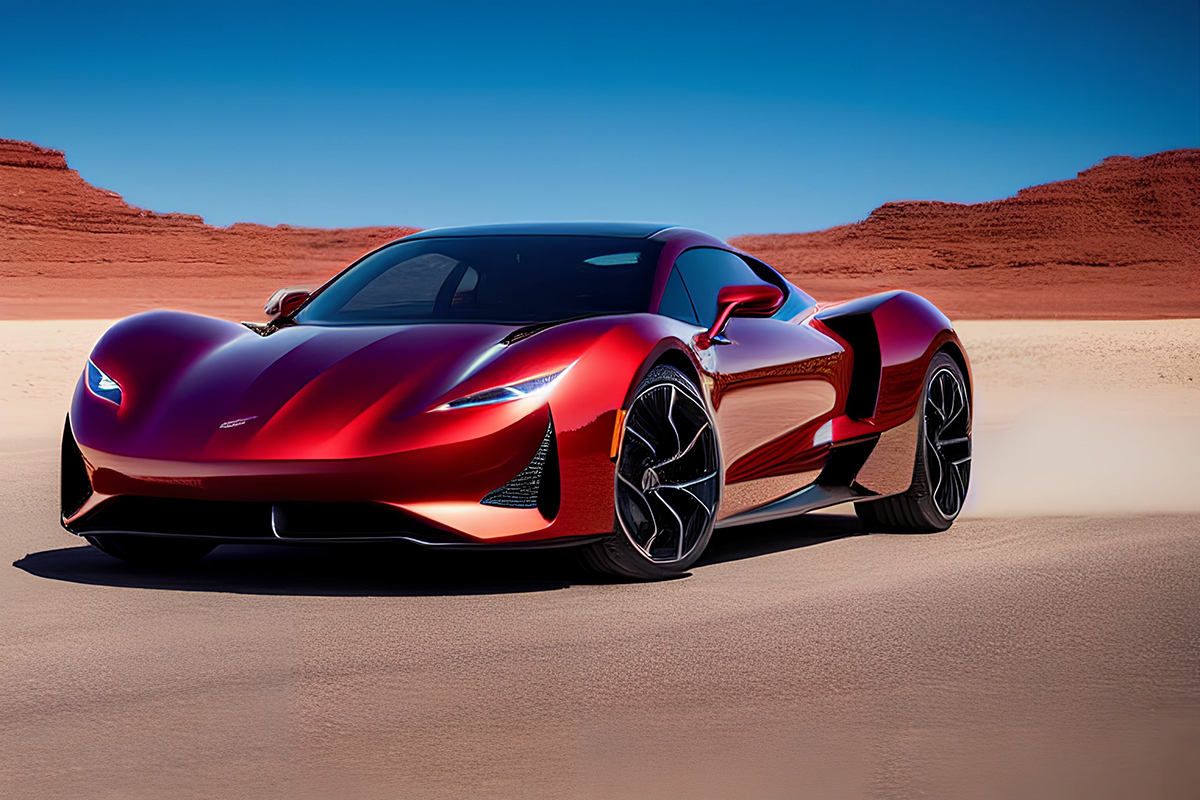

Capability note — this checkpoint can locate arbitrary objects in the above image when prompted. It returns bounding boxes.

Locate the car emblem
[218,415,258,430]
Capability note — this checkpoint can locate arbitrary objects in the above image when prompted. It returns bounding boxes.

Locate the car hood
[83,314,595,461]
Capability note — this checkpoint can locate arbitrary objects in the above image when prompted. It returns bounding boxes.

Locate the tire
[85,534,216,566]
[580,365,722,580]
[855,351,972,533]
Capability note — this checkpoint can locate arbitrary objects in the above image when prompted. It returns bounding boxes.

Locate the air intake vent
[480,418,560,519]
[61,416,93,518]
[818,312,881,419]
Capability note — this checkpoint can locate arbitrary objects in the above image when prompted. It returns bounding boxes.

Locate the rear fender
[815,291,969,496]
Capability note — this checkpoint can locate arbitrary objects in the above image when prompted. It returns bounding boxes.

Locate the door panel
[716,374,836,467]
[703,316,849,515]
[670,247,850,515]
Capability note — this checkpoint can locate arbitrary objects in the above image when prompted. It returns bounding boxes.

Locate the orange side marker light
[610,408,627,460]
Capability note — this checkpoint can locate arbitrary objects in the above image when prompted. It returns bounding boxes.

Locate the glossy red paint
[816,291,971,442]
[73,311,696,542]
[694,283,784,350]
[63,226,969,548]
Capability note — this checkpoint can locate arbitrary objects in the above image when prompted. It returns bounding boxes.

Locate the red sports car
[62,223,972,579]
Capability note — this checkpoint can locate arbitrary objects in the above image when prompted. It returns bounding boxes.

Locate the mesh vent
[481,421,556,512]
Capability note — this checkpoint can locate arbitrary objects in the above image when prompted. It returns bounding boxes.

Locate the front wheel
[855,351,972,532]
[86,535,216,566]
[580,365,722,580]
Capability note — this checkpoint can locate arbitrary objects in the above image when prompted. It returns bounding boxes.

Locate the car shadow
[698,511,867,567]
[12,513,865,597]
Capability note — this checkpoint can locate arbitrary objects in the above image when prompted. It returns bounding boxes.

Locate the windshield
[294,235,664,325]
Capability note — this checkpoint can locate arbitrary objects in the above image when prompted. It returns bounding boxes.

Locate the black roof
[404,222,673,240]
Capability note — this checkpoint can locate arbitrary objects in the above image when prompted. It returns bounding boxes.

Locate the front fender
[73,311,252,447]
[522,315,701,534]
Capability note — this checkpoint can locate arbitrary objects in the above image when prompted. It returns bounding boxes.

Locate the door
[671,248,847,517]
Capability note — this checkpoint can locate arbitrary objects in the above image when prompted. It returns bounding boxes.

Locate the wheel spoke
[658,485,713,517]
[617,471,645,496]
[652,421,710,471]
[927,397,945,426]
[943,465,959,515]
[643,516,664,554]
[949,461,967,514]
[943,392,966,429]
[651,492,687,560]
[931,375,944,422]
[940,375,956,426]
[666,385,681,455]
[938,438,971,464]
[936,436,970,447]
[927,439,945,505]
[948,462,962,512]
[617,473,660,556]
[656,470,719,490]
[624,424,656,456]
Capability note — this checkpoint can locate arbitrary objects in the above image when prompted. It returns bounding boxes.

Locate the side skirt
[714,435,880,529]
[714,483,872,529]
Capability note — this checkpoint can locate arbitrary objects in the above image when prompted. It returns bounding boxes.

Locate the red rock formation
[2,138,1196,320]
[0,140,418,319]
[0,139,68,169]
[732,150,1200,319]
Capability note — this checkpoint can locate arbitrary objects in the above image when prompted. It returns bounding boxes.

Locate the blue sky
[2,1,1196,237]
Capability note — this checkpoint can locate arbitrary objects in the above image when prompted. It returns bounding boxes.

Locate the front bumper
[64,495,603,550]
[62,407,615,546]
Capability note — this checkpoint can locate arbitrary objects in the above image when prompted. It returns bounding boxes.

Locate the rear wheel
[581,365,721,580]
[855,351,971,532]
[85,535,216,566]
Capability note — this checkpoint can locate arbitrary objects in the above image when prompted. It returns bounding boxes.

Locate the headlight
[86,360,122,405]
[440,365,573,410]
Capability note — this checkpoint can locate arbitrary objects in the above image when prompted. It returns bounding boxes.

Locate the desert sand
[2,318,1197,799]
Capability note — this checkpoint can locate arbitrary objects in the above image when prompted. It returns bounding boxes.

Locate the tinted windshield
[294,235,664,325]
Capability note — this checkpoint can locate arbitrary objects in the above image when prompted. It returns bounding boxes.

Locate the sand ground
[1,319,1198,798]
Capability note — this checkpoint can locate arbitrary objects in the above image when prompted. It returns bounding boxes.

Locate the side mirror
[264,287,311,321]
[694,284,784,350]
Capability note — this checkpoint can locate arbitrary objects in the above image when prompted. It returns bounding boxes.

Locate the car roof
[403,222,675,240]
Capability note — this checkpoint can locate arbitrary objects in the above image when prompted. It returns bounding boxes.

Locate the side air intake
[480,418,560,519]
[61,416,93,518]
[817,312,881,419]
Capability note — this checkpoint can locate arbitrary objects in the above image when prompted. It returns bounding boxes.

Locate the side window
[657,266,699,325]
[672,248,772,327]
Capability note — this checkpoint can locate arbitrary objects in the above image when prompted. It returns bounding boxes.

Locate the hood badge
[218,415,259,430]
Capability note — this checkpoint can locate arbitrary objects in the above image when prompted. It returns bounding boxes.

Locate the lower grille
[480,418,560,519]
[74,497,276,537]
[70,497,463,543]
